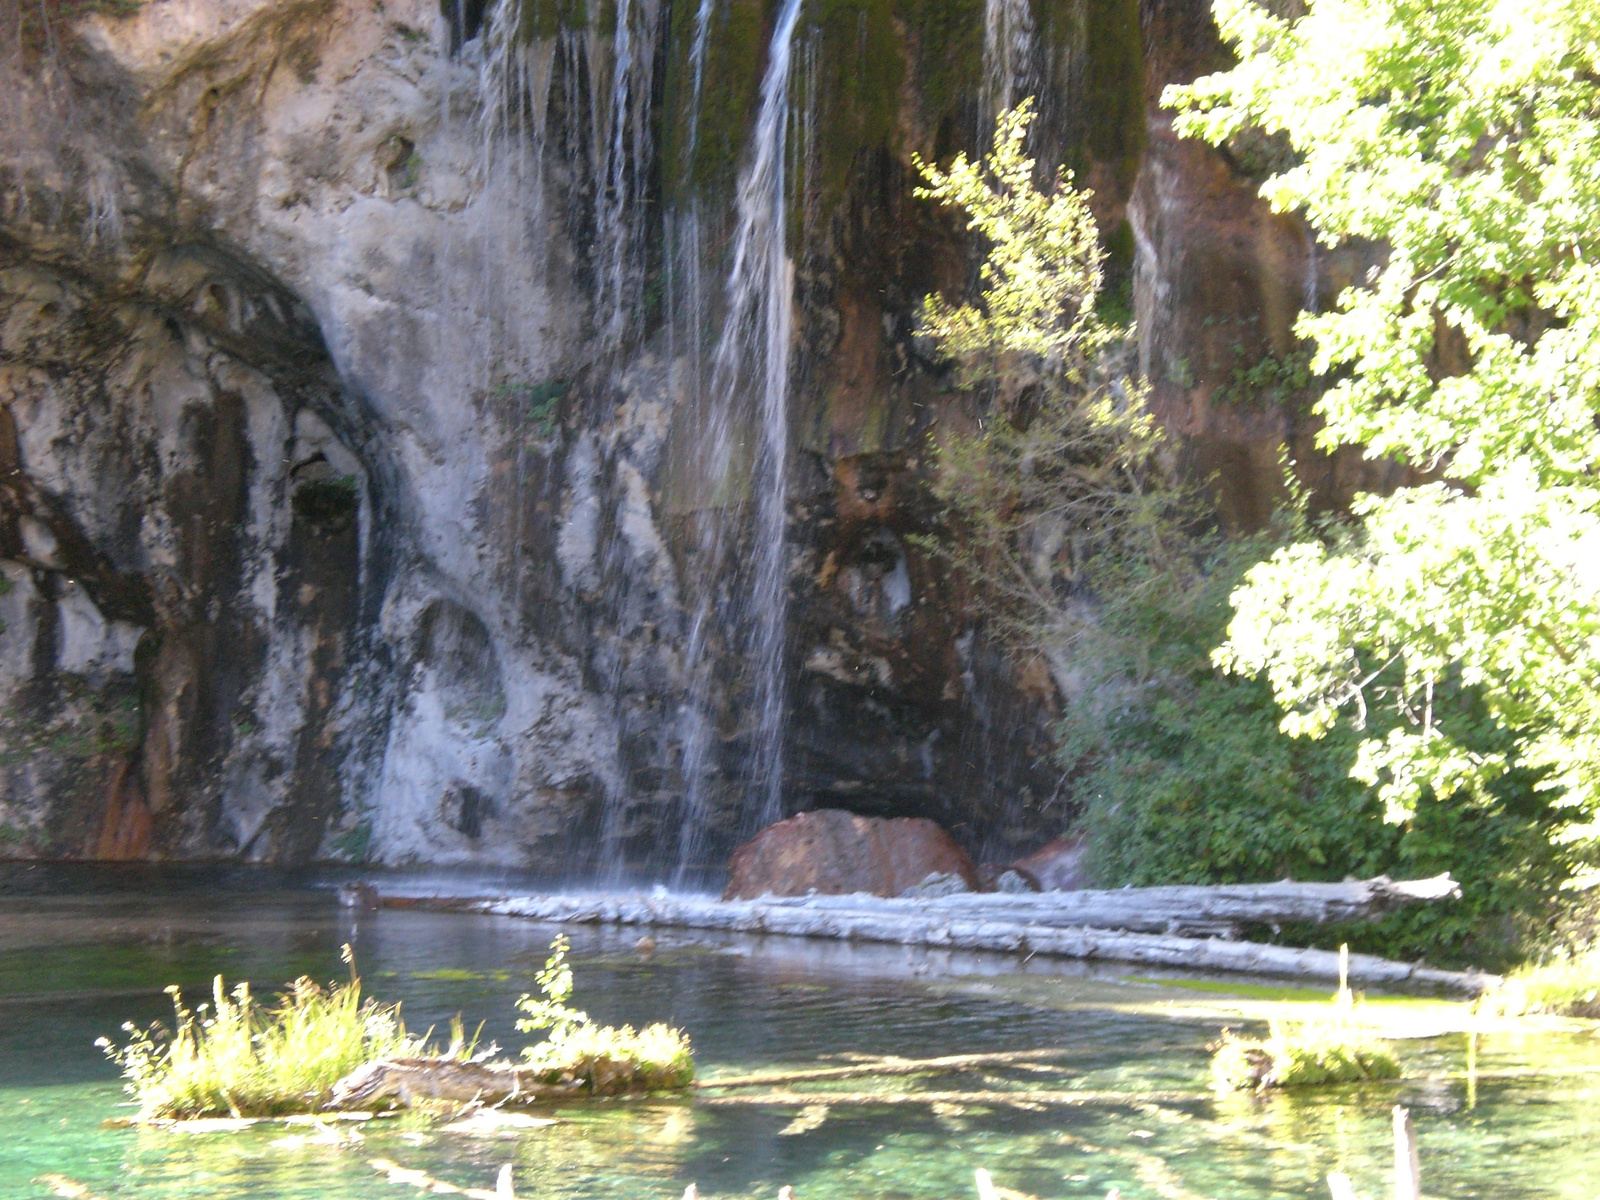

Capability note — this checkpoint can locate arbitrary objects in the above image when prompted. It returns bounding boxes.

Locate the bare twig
[1392,1107,1421,1200]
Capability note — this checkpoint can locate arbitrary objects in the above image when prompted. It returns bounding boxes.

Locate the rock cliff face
[0,0,1339,871]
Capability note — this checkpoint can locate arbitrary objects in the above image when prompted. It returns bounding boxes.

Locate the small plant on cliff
[99,946,470,1119]
[514,935,694,1092]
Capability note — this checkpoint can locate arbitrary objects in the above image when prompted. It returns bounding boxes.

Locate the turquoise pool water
[2,866,1597,1200]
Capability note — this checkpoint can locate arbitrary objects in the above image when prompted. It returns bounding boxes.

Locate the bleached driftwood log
[384,875,1458,937]
[381,880,1493,995]
[868,874,1463,934]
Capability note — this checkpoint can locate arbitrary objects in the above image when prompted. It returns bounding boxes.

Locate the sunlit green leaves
[1173,0,1600,860]
[913,100,1113,390]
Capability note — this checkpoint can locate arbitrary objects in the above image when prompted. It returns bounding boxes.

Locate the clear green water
[2,867,1598,1200]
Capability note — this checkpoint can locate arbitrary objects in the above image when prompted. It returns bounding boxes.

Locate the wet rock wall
[0,0,1348,871]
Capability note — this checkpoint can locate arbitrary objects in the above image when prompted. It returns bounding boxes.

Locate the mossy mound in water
[512,934,694,1092]
[329,1026,694,1109]
[1212,1019,1401,1091]
[523,1020,694,1091]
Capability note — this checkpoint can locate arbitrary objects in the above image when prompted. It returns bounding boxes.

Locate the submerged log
[38,1176,111,1200]
[368,1158,512,1200]
[381,882,1494,995]
[694,1087,1208,1109]
[698,1048,1076,1089]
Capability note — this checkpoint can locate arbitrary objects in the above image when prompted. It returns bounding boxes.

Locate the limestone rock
[0,0,1337,872]
[723,810,979,900]
[1011,837,1088,892]
[991,869,1039,895]
[899,871,971,899]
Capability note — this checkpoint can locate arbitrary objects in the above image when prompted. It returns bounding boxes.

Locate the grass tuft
[1485,945,1600,1018]
[523,1019,695,1092]
[1212,1018,1401,1090]
[98,946,471,1119]
[515,935,695,1093]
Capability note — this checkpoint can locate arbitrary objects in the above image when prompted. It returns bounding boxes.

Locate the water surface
[2,866,1596,1200]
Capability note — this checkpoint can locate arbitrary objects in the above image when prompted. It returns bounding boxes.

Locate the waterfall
[594,0,664,349]
[684,0,717,169]
[673,0,805,880]
[473,0,662,353]
[982,0,1034,121]
[1303,231,1320,315]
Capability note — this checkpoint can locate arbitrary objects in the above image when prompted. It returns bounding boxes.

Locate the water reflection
[1,867,1597,1200]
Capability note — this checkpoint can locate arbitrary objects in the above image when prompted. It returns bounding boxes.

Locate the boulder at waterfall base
[722,810,980,900]
[1011,837,1088,891]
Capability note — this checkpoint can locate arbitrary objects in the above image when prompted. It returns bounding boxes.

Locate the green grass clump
[1212,1018,1401,1091]
[515,935,694,1094]
[524,1019,695,1092]
[1489,946,1600,1018]
[99,947,465,1119]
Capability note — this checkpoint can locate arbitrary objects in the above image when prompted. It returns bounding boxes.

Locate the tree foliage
[916,96,1574,967]
[1168,0,1600,878]
[912,102,1188,658]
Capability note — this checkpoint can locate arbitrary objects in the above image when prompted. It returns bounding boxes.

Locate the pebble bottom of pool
[2,866,1598,1200]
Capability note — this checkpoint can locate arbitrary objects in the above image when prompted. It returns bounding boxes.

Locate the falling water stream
[982,0,1034,123]
[673,0,806,877]
[475,0,662,351]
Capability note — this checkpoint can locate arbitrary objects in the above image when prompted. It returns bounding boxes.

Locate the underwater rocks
[722,809,980,900]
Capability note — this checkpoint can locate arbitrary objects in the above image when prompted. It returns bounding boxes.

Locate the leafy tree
[1167,0,1600,888]
[916,97,1572,966]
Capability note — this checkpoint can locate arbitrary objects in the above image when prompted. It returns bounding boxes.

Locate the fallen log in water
[381,887,1496,995]
[759,875,1464,936]
[381,874,1459,937]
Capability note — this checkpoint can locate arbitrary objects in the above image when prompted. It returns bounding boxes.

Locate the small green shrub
[495,380,567,441]
[515,936,694,1093]
[292,476,360,523]
[329,820,372,864]
[99,946,467,1118]
[1212,1019,1400,1091]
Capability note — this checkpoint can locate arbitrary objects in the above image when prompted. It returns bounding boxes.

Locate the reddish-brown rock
[1011,836,1088,892]
[723,810,980,900]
